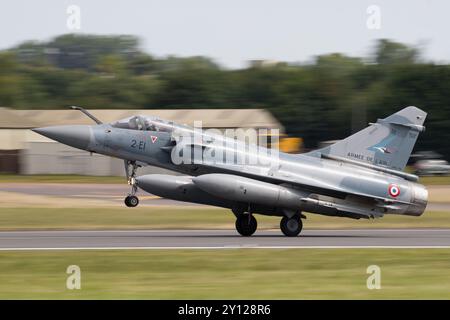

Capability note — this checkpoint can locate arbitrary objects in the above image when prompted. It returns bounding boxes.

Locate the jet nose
[32,125,91,150]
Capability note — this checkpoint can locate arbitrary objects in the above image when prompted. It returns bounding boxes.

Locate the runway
[1,229,450,250]
[0,183,201,206]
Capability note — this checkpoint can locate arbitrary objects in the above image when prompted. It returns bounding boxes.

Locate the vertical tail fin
[315,106,427,171]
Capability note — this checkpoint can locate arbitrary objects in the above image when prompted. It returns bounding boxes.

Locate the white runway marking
[2,229,450,251]
[0,228,448,234]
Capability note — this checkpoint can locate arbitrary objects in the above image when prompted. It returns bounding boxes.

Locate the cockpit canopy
[111,115,175,133]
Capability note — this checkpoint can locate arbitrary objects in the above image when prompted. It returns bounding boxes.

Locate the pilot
[128,116,147,131]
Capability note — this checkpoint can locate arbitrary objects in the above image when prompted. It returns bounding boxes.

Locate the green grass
[0,174,124,184]
[0,207,449,230]
[0,249,449,299]
[0,207,235,230]
[418,176,450,185]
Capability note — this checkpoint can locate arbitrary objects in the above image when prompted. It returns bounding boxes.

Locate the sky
[0,0,448,68]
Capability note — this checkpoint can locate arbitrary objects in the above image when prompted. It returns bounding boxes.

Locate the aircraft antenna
[70,106,103,124]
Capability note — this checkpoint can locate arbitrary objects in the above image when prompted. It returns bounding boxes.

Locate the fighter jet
[32,106,428,237]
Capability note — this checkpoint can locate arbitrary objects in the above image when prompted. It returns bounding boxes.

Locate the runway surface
[0,183,200,206]
[1,229,450,250]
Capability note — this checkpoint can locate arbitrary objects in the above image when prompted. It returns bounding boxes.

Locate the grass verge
[0,174,124,184]
[0,249,449,299]
[0,207,449,230]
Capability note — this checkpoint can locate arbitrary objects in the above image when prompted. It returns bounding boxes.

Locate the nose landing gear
[124,160,139,208]
[124,194,139,207]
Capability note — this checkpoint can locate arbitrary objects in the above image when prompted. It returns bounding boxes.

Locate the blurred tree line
[0,34,449,157]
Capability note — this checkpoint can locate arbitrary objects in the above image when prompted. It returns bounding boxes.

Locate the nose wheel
[124,160,140,208]
[124,194,139,207]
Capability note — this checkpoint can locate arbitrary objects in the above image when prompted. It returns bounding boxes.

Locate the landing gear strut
[124,160,139,207]
[280,215,303,237]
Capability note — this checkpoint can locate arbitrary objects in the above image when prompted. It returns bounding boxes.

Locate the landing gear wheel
[124,195,139,207]
[124,160,140,207]
[235,215,257,237]
[280,216,303,237]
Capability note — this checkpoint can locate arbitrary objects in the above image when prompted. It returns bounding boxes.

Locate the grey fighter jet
[33,106,428,237]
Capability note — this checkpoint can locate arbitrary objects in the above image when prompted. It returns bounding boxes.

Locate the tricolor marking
[388,184,401,197]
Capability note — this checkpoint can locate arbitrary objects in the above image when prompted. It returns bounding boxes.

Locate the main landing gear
[233,206,258,237]
[233,208,303,237]
[280,215,303,237]
[124,160,139,208]
[235,214,258,237]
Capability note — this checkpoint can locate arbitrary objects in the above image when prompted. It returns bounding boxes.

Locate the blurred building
[248,59,281,68]
[0,108,40,173]
[0,108,283,176]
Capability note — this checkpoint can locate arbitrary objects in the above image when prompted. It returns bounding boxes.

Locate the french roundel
[388,184,400,197]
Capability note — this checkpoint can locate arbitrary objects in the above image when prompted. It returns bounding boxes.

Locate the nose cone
[32,125,91,150]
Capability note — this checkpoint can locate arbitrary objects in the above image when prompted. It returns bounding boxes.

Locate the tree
[2,35,450,159]
[374,39,419,65]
